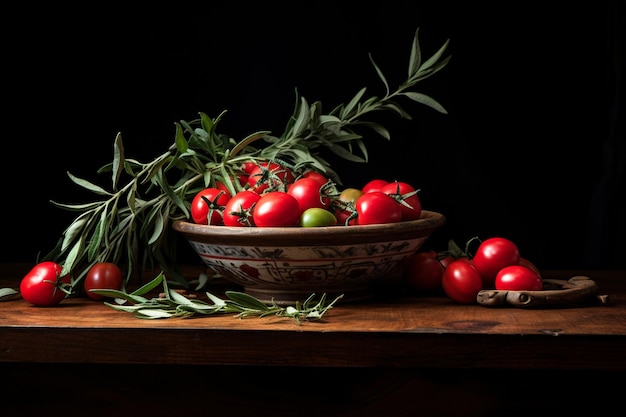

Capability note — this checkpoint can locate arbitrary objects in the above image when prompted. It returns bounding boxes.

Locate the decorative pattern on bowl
[173,210,445,303]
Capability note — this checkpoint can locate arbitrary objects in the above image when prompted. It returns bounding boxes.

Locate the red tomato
[247,162,295,193]
[472,237,521,288]
[495,265,543,291]
[362,179,389,194]
[223,190,261,227]
[354,191,402,225]
[84,262,124,300]
[380,180,422,221]
[404,250,444,293]
[441,259,483,304]
[302,170,330,186]
[519,257,542,278]
[20,261,70,307]
[438,254,456,269]
[287,177,331,213]
[253,191,300,227]
[240,160,259,174]
[191,187,231,225]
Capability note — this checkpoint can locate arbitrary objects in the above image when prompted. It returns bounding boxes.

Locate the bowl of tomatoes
[172,209,445,304]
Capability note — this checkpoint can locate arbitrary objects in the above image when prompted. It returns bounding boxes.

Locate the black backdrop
[2,1,624,270]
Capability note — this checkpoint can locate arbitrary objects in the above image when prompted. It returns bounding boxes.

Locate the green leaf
[359,121,391,140]
[67,172,112,196]
[0,287,18,298]
[341,87,367,119]
[93,289,150,304]
[131,273,164,296]
[408,28,422,77]
[418,38,450,72]
[206,291,227,306]
[136,309,175,319]
[368,54,390,97]
[174,123,189,153]
[168,288,195,305]
[401,92,448,114]
[229,131,270,158]
[112,132,125,191]
[61,238,83,276]
[225,291,272,311]
[147,209,165,245]
[292,96,311,138]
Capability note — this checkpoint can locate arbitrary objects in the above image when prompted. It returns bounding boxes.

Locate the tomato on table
[441,258,483,304]
[495,265,543,291]
[519,257,542,278]
[20,261,71,307]
[84,262,124,300]
[404,250,445,293]
[472,237,521,288]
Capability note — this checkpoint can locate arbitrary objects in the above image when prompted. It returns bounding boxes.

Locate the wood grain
[1,263,625,370]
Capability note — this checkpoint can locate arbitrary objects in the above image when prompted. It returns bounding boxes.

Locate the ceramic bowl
[172,210,445,304]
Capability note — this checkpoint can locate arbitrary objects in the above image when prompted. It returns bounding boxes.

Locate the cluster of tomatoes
[19,261,123,307]
[191,161,423,227]
[404,237,543,304]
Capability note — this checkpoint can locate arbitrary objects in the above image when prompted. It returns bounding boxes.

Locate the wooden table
[1,263,624,416]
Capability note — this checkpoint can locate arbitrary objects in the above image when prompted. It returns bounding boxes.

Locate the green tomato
[300,208,337,227]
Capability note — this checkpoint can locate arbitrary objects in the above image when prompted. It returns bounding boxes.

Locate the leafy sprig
[90,272,343,324]
[44,28,451,291]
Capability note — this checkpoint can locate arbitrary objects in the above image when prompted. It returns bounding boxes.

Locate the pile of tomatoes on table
[403,236,544,304]
[19,260,123,307]
[190,161,423,228]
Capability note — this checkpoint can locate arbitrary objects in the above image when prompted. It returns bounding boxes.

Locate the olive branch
[90,272,344,324]
[45,28,451,290]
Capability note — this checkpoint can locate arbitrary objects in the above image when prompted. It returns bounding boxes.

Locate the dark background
[2,1,624,270]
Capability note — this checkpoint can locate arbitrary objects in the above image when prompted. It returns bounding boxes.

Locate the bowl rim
[172,210,445,246]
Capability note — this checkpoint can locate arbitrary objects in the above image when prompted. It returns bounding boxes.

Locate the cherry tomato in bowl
[253,191,300,227]
[191,187,231,225]
[380,180,422,221]
[354,192,402,225]
[300,207,337,227]
[361,179,389,193]
[287,177,331,213]
[223,190,261,227]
